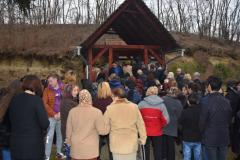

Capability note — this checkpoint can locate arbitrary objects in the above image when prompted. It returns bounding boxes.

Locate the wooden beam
[106,31,117,34]
[123,10,141,14]
[111,50,143,55]
[144,48,148,65]
[93,45,161,49]
[109,48,113,68]
[88,48,93,80]
[83,65,86,79]
[106,28,117,34]
[92,48,109,65]
[148,49,165,64]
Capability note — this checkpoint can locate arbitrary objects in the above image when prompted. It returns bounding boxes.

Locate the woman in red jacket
[138,86,169,160]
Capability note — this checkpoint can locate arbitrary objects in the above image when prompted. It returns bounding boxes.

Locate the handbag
[63,142,71,160]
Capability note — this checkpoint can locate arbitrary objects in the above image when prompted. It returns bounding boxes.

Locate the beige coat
[104,98,147,154]
[66,105,109,159]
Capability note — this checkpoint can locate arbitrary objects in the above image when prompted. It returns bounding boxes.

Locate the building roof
[80,0,180,55]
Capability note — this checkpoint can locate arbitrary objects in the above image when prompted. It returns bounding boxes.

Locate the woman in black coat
[0,80,22,160]
[7,75,49,160]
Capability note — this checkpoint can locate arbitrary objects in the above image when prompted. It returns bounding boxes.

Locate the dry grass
[172,32,240,59]
[0,24,98,57]
[0,25,239,59]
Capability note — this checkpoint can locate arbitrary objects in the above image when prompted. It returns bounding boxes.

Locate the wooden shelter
[80,0,180,80]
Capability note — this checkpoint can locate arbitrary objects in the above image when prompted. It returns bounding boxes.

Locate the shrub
[168,62,206,75]
[213,63,232,80]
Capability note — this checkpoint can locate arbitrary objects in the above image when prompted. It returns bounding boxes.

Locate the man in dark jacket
[162,87,183,160]
[179,93,202,160]
[199,76,232,160]
[225,81,240,158]
[109,62,123,78]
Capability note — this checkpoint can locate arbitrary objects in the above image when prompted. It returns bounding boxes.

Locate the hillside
[167,32,240,80]
[0,25,240,87]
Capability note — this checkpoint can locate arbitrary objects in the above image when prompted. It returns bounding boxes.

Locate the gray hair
[193,72,201,80]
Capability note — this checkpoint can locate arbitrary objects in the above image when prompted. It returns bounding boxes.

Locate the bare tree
[2,0,240,44]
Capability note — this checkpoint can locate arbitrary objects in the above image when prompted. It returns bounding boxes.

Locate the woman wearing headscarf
[66,89,109,160]
[104,88,147,160]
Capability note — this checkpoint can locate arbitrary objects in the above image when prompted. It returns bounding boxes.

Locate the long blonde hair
[97,82,112,99]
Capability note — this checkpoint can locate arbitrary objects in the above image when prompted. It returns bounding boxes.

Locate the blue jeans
[45,118,63,158]
[202,145,227,160]
[2,148,11,160]
[183,141,201,160]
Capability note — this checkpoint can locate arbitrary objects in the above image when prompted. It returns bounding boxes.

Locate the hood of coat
[143,95,164,105]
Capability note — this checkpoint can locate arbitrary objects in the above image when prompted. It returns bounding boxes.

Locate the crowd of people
[0,61,240,160]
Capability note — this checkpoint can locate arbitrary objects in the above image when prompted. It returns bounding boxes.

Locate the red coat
[138,95,169,136]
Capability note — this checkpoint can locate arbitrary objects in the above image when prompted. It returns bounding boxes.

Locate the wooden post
[144,48,148,65]
[88,48,93,80]
[83,65,86,79]
[92,48,108,65]
[109,48,113,68]
[148,49,164,65]
[162,52,166,66]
